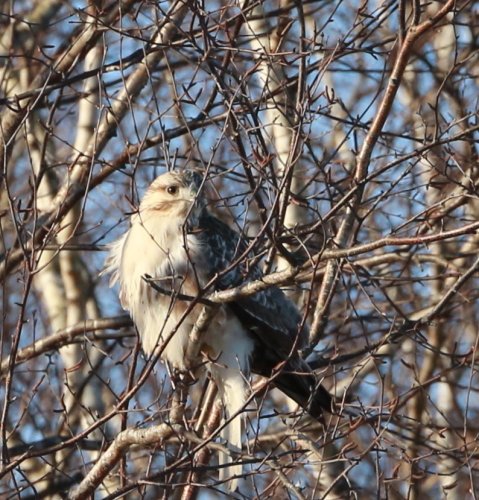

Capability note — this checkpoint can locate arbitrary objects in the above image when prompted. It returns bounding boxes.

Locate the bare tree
[1,0,478,498]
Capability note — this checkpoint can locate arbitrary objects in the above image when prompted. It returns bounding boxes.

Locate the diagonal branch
[68,424,184,500]
[308,0,458,348]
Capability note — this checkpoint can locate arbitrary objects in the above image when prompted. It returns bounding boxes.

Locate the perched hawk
[105,170,332,486]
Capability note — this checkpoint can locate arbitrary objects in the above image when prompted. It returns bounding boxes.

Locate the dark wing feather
[196,212,307,351]
[195,211,333,416]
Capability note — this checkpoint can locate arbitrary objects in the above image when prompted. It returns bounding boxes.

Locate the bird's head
[139,170,205,220]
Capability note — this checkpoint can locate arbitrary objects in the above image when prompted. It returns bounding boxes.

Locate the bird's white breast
[118,212,206,368]
[108,210,254,375]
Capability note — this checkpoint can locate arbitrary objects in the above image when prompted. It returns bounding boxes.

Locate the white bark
[400,15,467,499]
[245,2,309,276]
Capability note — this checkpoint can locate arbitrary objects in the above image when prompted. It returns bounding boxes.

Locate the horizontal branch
[4,221,477,377]
[206,221,479,304]
[0,316,132,378]
[315,221,479,261]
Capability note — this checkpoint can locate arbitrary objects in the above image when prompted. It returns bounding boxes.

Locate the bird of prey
[104,170,332,487]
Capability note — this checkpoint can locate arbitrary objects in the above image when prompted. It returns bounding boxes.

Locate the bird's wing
[195,212,309,356]
[195,212,333,415]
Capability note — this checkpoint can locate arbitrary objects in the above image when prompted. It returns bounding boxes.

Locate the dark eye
[166,185,178,195]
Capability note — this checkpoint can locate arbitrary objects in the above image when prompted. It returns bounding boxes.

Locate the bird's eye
[166,185,178,195]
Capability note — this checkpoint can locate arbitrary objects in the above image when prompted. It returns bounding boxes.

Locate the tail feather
[253,353,334,418]
[274,364,333,418]
[216,372,246,491]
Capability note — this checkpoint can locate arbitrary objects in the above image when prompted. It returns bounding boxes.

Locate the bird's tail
[273,357,333,419]
[215,371,246,491]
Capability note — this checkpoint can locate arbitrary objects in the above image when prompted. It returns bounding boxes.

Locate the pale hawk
[104,170,332,486]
